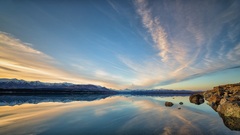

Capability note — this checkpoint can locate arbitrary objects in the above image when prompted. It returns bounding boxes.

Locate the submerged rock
[179,102,183,105]
[189,94,204,105]
[165,102,174,107]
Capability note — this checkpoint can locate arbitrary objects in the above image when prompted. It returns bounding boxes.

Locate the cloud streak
[1,0,240,90]
[0,32,130,89]
[122,0,240,89]
[134,0,170,62]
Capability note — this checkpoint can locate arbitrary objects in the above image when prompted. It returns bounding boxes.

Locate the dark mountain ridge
[0,78,114,94]
[0,78,198,94]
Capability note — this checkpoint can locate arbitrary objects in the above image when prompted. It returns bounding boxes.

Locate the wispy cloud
[107,0,120,14]
[0,66,19,72]
[122,0,240,89]
[1,0,240,90]
[134,0,170,62]
[118,55,169,89]
[0,32,59,79]
[0,32,129,89]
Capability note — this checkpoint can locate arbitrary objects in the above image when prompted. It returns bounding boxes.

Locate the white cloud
[123,0,240,89]
[134,0,170,62]
[227,43,240,61]
[0,32,130,89]
[1,0,240,90]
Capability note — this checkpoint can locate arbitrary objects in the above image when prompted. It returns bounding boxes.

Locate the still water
[0,95,239,135]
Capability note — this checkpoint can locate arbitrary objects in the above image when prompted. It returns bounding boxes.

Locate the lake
[0,95,239,135]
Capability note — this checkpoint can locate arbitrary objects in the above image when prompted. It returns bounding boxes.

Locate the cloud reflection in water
[0,95,239,135]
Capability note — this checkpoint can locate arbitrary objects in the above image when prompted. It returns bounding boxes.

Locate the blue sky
[0,0,240,90]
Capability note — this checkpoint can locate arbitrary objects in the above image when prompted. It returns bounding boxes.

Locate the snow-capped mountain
[0,78,114,93]
[0,78,74,89]
[0,79,197,94]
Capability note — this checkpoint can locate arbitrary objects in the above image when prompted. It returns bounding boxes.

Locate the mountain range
[0,78,114,94]
[0,78,198,94]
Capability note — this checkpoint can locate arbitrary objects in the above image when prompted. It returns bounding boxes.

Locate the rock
[228,96,240,102]
[207,95,221,105]
[179,102,183,105]
[217,101,240,118]
[178,107,181,110]
[210,102,218,111]
[189,94,204,105]
[224,92,229,98]
[165,102,174,107]
[219,98,227,105]
[203,83,240,131]
[218,113,240,130]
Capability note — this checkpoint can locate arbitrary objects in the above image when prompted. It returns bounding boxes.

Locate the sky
[0,0,240,90]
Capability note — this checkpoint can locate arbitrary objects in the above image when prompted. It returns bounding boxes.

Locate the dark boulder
[189,94,204,105]
[165,102,174,107]
[179,102,183,105]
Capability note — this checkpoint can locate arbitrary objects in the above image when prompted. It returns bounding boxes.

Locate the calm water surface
[0,95,239,135]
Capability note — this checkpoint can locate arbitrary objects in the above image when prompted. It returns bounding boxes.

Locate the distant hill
[0,78,115,94]
[0,78,199,94]
[123,89,198,95]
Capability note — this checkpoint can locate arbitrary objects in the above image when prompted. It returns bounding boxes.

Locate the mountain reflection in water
[0,95,239,135]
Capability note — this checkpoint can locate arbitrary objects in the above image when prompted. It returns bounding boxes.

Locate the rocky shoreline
[203,83,240,115]
[203,83,240,130]
[188,83,239,130]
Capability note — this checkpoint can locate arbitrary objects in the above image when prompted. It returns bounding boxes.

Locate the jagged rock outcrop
[203,83,240,130]
[204,83,240,101]
[189,94,204,105]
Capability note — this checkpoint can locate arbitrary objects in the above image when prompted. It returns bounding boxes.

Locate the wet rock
[165,102,173,107]
[210,102,218,111]
[207,95,221,105]
[189,94,204,105]
[203,82,240,131]
[179,102,183,105]
[204,83,240,116]
[218,113,240,131]
[217,101,240,118]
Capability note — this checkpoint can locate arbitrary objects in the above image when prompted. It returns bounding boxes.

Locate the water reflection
[0,95,239,135]
[0,94,112,106]
[218,113,240,130]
